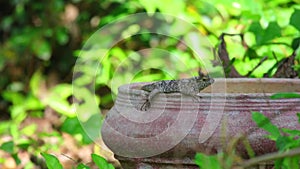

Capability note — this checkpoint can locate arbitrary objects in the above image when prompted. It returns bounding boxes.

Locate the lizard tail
[141,83,156,92]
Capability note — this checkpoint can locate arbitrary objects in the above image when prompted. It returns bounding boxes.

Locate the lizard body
[140,74,214,110]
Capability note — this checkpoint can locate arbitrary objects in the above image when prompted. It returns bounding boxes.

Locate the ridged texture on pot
[102,78,300,168]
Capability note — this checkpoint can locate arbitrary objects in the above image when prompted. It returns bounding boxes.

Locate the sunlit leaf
[252,112,281,139]
[30,70,44,97]
[77,163,91,169]
[91,154,115,169]
[195,153,222,169]
[17,139,32,150]
[41,153,63,169]
[2,91,24,105]
[20,124,37,136]
[45,84,75,117]
[24,94,44,110]
[61,117,93,144]
[0,121,11,135]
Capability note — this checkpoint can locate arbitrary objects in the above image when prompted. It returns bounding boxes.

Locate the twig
[217,33,243,77]
[246,56,268,76]
[221,33,243,37]
[240,147,300,168]
[61,153,78,163]
[272,51,279,62]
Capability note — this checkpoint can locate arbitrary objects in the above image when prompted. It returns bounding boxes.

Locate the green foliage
[194,153,222,169]
[290,9,300,32]
[252,112,281,140]
[45,84,75,117]
[271,92,300,99]
[77,163,91,169]
[249,21,281,46]
[40,153,114,169]
[259,93,300,169]
[61,117,93,144]
[0,141,14,154]
[0,141,21,165]
[92,154,115,169]
[194,92,300,169]
[41,153,63,169]
[0,0,299,168]
[252,112,300,169]
[252,92,300,168]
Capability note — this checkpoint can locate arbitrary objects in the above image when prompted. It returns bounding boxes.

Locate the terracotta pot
[101,78,300,168]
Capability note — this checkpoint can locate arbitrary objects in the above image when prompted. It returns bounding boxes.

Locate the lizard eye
[202,76,209,81]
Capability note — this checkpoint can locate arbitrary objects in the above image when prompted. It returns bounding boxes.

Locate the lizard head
[196,74,215,90]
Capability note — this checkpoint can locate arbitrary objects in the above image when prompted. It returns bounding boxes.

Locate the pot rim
[119,78,300,94]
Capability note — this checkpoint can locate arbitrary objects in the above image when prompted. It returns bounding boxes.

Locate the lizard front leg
[180,90,202,104]
[140,89,161,111]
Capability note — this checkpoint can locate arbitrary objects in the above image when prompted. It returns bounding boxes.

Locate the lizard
[140,73,214,111]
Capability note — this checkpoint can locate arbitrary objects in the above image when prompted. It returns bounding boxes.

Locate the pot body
[102,78,300,168]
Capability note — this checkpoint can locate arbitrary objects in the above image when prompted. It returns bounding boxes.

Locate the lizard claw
[192,95,201,103]
[140,100,151,111]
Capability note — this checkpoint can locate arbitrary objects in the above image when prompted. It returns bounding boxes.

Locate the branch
[245,56,268,77]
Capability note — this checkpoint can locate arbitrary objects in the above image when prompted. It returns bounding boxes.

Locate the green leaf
[290,9,300,31]
[270,92,300,99]
[0,121,11,135]
[91,154,115,169]
[249,21,281,45]
[77,163,91,169]
[282,128,300,137]
[32,39,51,61]
[55,27,69,45]
[276,136,290,150]
[2,91,25,105]
[252,112,281,139]
[61,117,83,134]
[17,139,32,150]
[275,159,284,169]
[41,153,63,169]
[292,37,300,51]
[264,22,281,42]
[194,153,222,169]
[60,117,93,144]
[45,84,75,117]
[12,153,21,165]
[0,141,14,154]
[249,22,264,45]
[30,70,44,97]
[20,124,37,136]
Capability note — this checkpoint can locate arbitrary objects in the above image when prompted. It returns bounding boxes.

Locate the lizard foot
[140,100,151,111]
[192,95,202,103]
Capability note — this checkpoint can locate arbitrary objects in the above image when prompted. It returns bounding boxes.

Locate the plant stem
[240,147,300,168]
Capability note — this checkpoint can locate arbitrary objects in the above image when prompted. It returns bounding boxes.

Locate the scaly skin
[140,75,214,111]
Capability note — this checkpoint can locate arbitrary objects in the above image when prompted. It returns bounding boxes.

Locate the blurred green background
[0,0,299,168]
